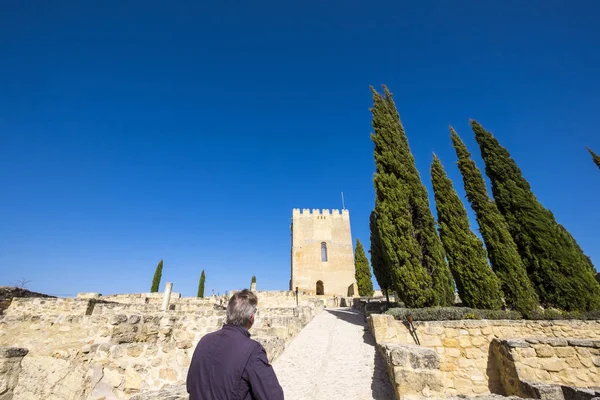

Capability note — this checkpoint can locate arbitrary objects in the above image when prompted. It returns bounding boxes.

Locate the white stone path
[272,308,395,400]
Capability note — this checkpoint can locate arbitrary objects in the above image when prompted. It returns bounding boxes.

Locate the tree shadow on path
[326,309,395,400]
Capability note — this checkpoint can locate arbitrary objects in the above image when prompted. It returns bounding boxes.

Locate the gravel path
[272,308,395,400]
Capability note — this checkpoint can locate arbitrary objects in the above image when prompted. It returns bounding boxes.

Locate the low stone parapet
[491,338,600,398]
[377,343,443,400]
[368,314,600,397]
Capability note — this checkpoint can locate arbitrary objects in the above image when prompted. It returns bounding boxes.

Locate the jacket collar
[223,324,251,338]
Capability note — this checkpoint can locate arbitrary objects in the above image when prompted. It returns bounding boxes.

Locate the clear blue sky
[1,1,599,297]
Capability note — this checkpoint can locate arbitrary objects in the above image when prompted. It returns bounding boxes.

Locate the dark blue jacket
[187,324,284,400]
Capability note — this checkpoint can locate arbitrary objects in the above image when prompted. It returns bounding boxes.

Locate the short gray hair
[226,289,258,326]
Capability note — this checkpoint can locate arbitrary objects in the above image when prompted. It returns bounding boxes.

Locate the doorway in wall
[316,280,324,295]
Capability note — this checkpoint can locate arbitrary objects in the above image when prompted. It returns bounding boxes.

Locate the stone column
[250,282,256,292]
[0,347,28,400]
[161,282,173,312]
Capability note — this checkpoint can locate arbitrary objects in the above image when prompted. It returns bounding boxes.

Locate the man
[187,289,284,400]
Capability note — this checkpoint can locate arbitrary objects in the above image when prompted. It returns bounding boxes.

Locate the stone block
[471,335,488,347]
[109,314,128,325]
[445,328,460,338]
[443,338,459,347]
[540,358,567,372]
[158,368,177,381]
[384,344,440,370]
[555,347,575,358]
[440,362,456,371]
[465,347,486,359]
[481,326,493,335]
[446,348,461,358]
[565,356,583,368]
[126,344,144,358]
[393,368,443,393]
[535,346,555,358]
[458,336,471,348]
[124,368,142,391]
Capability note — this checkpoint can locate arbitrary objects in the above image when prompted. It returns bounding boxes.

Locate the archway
[316,280,324,295]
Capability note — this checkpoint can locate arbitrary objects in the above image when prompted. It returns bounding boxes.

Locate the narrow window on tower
[321,242,328,262]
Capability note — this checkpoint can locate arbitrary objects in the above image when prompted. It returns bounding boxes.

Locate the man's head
[226,289,258,329]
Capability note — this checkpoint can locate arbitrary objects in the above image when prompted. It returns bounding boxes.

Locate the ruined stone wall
[291,208,355,296]
[492,338,600,394]
[4,298,95,317]
[0,294,324,399]
[369,314,600,397]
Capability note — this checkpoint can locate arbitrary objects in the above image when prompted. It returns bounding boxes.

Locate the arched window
[321,242,328,262]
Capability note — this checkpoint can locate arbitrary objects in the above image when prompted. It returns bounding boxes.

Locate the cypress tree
[587,147,600,170]
[472,120,600,311]
[369,211,392,303]
[354,239,374,297]
[431,154,503,309]
[198,270,205,298]
[451,128,539,314]
[251,275,256,284]
[150,259,163,293]
[371,86,454,307]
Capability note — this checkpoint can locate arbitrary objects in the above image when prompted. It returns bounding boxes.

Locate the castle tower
[290,208,356,296]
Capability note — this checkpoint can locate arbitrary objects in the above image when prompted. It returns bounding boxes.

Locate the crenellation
[293,208,347,218]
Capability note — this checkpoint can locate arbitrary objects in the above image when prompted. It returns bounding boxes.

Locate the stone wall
[369,314,600,397]
[0,293,324,399]
[492,338,600,396]
[0,347,28,400]
[4,298,95,317]
[378,343,443,400]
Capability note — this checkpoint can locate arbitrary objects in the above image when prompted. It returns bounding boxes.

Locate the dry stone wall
[492,338,600,395]
[369,314,600,397]
[0,292,324,399]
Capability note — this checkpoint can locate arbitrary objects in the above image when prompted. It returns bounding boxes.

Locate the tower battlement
[292,208,349,219]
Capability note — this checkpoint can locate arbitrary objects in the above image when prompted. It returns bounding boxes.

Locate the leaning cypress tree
[472,120,600,311]
[369,211,392,303]
[451,128,539,314]
[587,147,600,170]
[150,259,163,293]
[371,86,454,307]
[431,154,503,309]
[380,87,455,306]
[354,239,374,297]
[198,270,205,298]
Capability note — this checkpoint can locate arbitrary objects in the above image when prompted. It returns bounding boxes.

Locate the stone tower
[290,208,356,296]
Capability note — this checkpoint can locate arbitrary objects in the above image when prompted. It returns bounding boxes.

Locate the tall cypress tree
[382,89,454,306]
[369,211,392,303]
[472,120,600,311]
[150,259,163,293]
[587,147,600,170]
[431,154,503,309]
[354,239,374,297]
[371,86,454,307]
[198,270,206,298]
[451,128,539,314]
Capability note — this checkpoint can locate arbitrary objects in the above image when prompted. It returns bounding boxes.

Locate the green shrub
[527,309,600,320]
[384,306,600,321]
[385,307,522,321]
